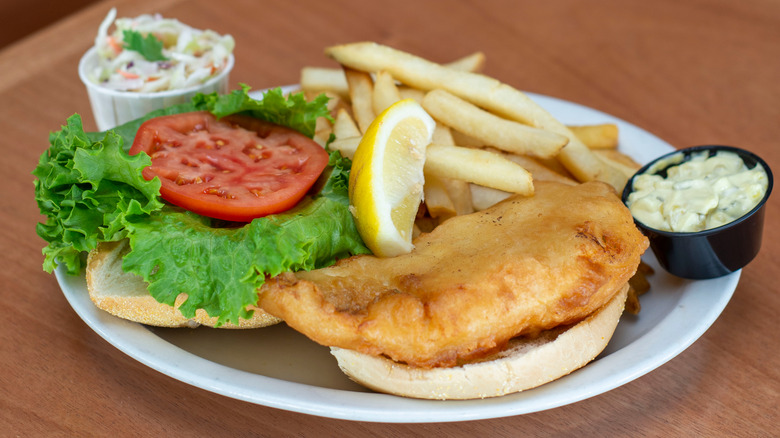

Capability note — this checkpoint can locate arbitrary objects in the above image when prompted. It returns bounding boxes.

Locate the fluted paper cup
[78,47,234,131]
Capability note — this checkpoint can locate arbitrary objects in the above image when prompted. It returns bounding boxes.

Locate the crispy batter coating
[258,181,649,368]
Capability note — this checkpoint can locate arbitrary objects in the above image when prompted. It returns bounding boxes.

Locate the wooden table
[2,0,777,435]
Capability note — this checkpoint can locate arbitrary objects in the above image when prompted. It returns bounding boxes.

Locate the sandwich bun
[86,239,281,328]
[330,283,628,400]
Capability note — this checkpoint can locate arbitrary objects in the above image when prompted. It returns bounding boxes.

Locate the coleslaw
[87,8,234,93]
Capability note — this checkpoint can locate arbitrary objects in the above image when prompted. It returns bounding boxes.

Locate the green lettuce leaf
[33,115,164,273]
[123,152,368,325]
[34,86,367,325]
[38,85,329,274]
[192,84,331,139]
[94,84,330,149]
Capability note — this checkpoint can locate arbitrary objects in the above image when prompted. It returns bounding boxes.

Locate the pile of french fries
[298,41,651,307]
[299,42,641,224]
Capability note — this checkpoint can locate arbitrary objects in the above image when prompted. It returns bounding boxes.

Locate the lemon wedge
[349,99,436,257]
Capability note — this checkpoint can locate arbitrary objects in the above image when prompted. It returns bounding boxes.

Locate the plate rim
[54,91,740,422]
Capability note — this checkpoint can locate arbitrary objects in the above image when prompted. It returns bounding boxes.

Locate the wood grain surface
[1,0,777,436]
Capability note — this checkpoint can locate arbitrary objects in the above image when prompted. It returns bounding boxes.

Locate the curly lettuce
[33,115,164,273]
[99,84,330,149]
[123,152,367,325]
[34,86,367,325]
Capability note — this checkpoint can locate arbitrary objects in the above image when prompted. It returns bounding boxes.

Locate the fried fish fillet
[258,181,649,368]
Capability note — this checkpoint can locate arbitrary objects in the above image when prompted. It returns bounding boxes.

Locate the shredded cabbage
[89,8,234,92]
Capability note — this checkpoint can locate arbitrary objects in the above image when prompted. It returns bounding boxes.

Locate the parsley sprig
[122,30,168,61]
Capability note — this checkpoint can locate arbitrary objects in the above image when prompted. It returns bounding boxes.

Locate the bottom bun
[331,284,628,400]
[86,240,281,329]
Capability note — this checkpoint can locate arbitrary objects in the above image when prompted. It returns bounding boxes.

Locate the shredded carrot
[107,36,123,55]
[116,69,140,79]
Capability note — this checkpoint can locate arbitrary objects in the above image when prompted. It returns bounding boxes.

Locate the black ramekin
[621,145,773,279]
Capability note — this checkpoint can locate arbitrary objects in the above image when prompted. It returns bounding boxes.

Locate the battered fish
[258,181,649,368]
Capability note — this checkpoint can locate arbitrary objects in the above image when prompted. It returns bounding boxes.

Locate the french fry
[469,184,512,211]
[428,124,475,215]
[533,156,577,180]
[300,67,349,100]
[414,215,438,234]
[424,143,534,195]
[330,138,537,199]
[431,123,455,145]
[309,92,339,147]
[498,150,578,186]
[398,86,426,103]
[626,261,654,314]
[329,136,361,159]
[446,51,486,73]
[448,131,577,190]
[333,108,361,139]
[325,91,345,111]
[625,288,641,315]
[594,151,640,181]
[423,173,457,220]
[343,67,376,134]
[450,129,485,148]
[325,42,628,190]
[569,123,619,149]
[594,148,642,171]
[422,89,568,159]
[412,223,423,239]
[444,179,474,216]
[313,116,332,147]
[372,71,402,115]
[300,51,483,101]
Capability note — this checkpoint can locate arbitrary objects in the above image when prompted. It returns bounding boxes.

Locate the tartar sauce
[626,150,768,232]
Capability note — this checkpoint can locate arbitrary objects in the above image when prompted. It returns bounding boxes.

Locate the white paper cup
[78,47,234,131]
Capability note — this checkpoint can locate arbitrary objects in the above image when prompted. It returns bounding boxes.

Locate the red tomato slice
[129,112,329,222]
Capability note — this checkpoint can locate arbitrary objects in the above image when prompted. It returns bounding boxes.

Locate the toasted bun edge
[330,283,629,399]
[86,240,281,329]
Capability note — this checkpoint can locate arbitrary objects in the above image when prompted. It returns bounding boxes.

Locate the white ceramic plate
[56,92,739,422]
